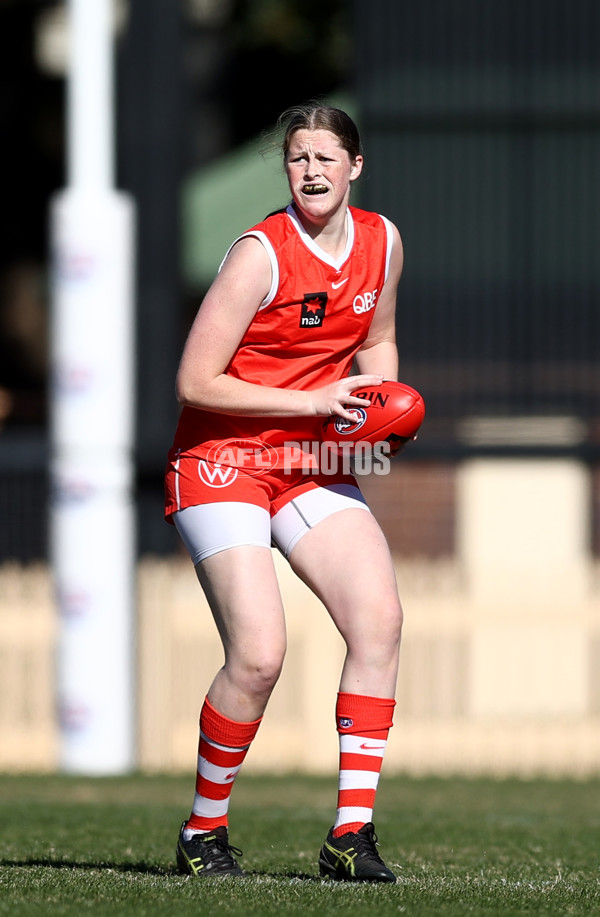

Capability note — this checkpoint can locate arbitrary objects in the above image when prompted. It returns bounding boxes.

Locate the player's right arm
[176,236,383,420]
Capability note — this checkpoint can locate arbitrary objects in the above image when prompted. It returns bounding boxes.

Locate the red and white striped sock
[333,691,396,837]
[183,696,262,839]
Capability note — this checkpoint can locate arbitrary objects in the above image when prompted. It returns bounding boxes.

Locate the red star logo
[304,297,322,314]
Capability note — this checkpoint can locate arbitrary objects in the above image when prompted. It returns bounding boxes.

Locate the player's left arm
[354,221,404,381]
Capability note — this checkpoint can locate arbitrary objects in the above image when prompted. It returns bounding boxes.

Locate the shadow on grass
[0,858,322,882]
[0,857,175,876]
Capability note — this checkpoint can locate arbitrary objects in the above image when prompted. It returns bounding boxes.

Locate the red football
[322,380,425,456]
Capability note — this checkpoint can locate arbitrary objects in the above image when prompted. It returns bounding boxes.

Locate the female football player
[165,102,404,882]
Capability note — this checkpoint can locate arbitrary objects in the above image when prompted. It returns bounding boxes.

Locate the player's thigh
[174,503,287,662]
[197,545,288,669]
[282,498,402,646]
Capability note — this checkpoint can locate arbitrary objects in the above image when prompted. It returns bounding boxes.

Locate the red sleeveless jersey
[165,204,393,512]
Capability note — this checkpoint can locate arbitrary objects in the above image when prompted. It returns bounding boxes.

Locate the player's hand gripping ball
[322,380,425,457]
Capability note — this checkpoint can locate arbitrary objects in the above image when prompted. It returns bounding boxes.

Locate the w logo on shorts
[197,460,239,488]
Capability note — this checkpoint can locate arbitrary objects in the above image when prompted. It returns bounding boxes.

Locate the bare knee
[390,601,404,645]
[226,647,285,704]
[346,599,403,663]
[375,602,403,655]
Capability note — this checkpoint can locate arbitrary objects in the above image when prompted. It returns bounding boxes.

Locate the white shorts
[173,482,370,563]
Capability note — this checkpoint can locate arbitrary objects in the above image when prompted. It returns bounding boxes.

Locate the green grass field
[0,773,598,916]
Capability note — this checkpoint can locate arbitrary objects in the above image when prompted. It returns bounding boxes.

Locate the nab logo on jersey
[299,292,327,328]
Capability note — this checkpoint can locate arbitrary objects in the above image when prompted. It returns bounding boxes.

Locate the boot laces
[355,823,385,864]
[190,830,243,868]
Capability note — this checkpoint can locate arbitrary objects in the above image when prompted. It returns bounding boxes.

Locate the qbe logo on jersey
[353,288,378,314]
[197,460,239,488]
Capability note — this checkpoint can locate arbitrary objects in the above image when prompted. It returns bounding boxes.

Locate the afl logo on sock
[338,717,354,730]
[300,292,327,328]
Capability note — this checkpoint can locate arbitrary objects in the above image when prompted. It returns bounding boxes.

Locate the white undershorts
[173,482,370,563]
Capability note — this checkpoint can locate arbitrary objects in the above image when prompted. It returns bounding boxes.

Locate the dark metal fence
[354,0,600,456]
[0,432,48,562]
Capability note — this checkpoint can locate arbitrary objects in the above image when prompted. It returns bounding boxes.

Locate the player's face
[285,129,363,223]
